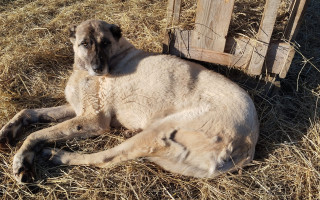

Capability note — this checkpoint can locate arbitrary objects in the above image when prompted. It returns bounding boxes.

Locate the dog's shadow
[16,160,71,195]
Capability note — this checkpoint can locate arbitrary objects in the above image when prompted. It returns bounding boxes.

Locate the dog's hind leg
[42,123,253,178]
[0,105,76,147]
[41,125,188,168]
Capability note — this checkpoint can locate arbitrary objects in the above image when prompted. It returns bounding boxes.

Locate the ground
[0,0,319,199]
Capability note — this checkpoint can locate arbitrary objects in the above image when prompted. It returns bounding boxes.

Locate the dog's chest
[65,71,105,115]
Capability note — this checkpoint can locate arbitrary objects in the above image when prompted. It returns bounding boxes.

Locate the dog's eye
[102,40,111,47]
[80,41,89,48]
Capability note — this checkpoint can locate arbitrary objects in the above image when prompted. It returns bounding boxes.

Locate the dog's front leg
[0,104,76,148]
[12,114,109,183]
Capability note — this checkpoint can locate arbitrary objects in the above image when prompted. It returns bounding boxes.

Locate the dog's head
[70,20,122,76]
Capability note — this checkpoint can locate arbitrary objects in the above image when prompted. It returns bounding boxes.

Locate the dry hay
[0,0,320,199]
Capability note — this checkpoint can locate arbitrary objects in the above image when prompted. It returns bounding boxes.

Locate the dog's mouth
[88,65,109,76]
[89,70,108,76]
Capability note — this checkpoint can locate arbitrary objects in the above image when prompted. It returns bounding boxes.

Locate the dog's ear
[110,24,122,41]
[69,25,77,44]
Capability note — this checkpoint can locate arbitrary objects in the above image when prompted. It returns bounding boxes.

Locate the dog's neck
[109,38,137,66]
[108,38,145,75]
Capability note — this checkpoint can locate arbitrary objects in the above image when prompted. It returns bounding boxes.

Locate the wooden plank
[171,46,234,66]
[169,30,252,69]
[284,0,310,40]
[279,46,295,78]
[247,0,281,75]
[172,0,181,25]
[165,0,181,27]
[166,0,175,25]
[163,0,182,53]
[192,0,235,52]
[169,29,293,77]
[163,0,174,53]
[265,43,296,78]
[170,29,232,66]
[225,37,255,69]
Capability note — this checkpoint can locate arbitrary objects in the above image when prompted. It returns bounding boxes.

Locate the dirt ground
[0,0,319,199]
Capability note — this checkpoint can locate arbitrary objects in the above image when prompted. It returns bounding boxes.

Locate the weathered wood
[163,0,308,79]
[172,0,181,25]
[247,0,281,75]
[168,29,294,77]
[169,30,254,69]
[265,43,296,78]
[166,0,181,26]
[170,30,233,66]
[279,46,295,78]
[225,37,255,69]
[163,0,182,53]
[166,0,175,24]
[285,0,310,40]
[171,46,234,66]
[192,0,235,52]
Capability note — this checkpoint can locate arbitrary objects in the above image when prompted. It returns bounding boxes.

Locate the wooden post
[284,0,310,40]
[192,0,235,52]
[247,0,281,75]
[265,43,296,78]
[163,0,182,53]
[165,0,181,27]
[275,0,310,78]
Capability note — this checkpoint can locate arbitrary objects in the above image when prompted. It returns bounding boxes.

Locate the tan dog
[0,20,259,183]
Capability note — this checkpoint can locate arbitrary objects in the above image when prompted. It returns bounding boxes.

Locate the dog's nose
[92,65,103,73]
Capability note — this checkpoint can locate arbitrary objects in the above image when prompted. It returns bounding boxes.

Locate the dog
[0,20,259,183]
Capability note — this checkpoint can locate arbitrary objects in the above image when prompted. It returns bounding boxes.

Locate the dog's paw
[0,112,26,148]
[41,148,66,165]
[0,122,20,148]
[13,152,35,183]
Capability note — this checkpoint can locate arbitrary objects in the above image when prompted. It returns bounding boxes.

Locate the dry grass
[0,0,319,199]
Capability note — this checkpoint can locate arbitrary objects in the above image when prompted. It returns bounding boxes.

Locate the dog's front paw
[13,152,35,183]
[0,112,26,149]
[0,122,20,149]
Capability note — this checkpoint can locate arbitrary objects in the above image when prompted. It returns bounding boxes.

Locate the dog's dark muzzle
[92,65,103,73]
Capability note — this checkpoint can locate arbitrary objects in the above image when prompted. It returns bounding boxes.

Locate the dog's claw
[0,129,10,149]
[14,169,35,183]
[0,120,22,149]
[13,152,35,183]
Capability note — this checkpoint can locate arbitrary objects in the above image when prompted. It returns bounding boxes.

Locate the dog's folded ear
[69,25,77,44]
[110,24,122,41]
